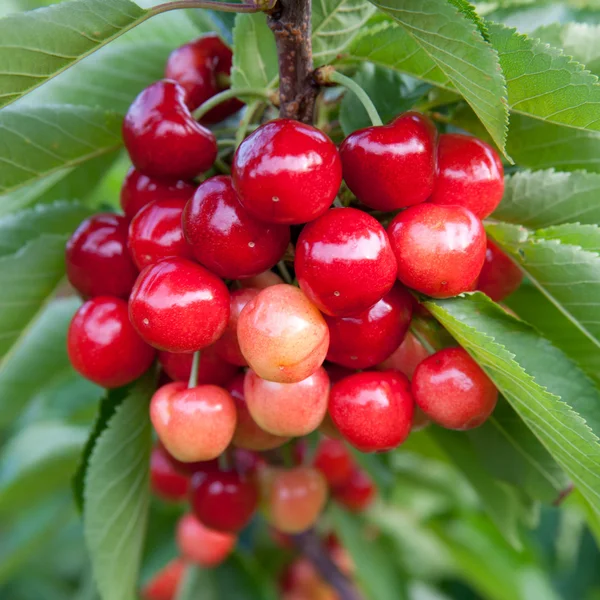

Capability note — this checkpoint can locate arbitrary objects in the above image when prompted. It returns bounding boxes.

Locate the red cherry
[325,283,413,369]
[183,175,290,279]
[377,331,430,380]
[150,445,189,502]
[165,34,243,122]
[339,112,437,211]
[313,438,354,487]
[129,257,230,352]
[177,513,236,567]
[332,467,375,512]
[412,347,498,430]
[67,297,155,388]
[295,207,398,316]
[329,371,414,452]
[430,133,504,218]
[123,80,217,181]
[120,167,195,221]
[232,119,342,224]
[158,442,219,476]
[476,238,523,301]
[387,204,486,298]
[189,469,258,533]
[142,558,185,600]
[158,346,238,386]
[66,213,138,299]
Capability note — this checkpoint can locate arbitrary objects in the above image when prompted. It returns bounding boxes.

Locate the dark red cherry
[183,175,290,279]
[189,469,258,532]
[325,283,413,369]
[387,204,486,298]
[66,213,138,299]
[150,444,189,502]
[120,167,195,221]
[128,198,193,270]
[430,133,504,219]
[412,347,498,430]
[232,119,342,224]
[67,296,155,387]
[158,345,238,386]
[332,467,375,512]
[123,80,217,181]
[295,207,397,316]
[159,442,219,476]
[165,33,243,123]
[339,112,437,211]
[129,257,230,352]
[329,370,414,452]
[313,438,354,487]
[476,238,523,301]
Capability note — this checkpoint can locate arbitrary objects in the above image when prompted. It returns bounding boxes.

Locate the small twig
[188,351,200,388]
[553,483,575,506]
[277,260,293,284]
[152,0,276,16]
[193,88,272,121]
[235,102,264,147]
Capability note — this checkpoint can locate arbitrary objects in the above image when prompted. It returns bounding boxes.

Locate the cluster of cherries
[63,32,524,599]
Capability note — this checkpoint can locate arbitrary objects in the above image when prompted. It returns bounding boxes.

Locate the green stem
[277,260,293,284]
[217,138,237,148]
[152,0,276,16]
[193,88,271,121]
[235,102,263,147]
[188,351,201,388]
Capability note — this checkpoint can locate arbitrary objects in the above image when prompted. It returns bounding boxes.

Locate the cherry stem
[188,351,201,388]
[235,102,263,147]
[553,483,575,506]
[277,260,293,284]
[192,88,272,121]
[152,0,276,16]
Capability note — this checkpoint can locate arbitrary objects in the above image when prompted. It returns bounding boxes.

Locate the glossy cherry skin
[325,283,413,369]
[228,373,289,451]
[387,204,486,298]
[377,331,429,379]
[430,133,504,219]
[329,370,414,452]
[66,213,138,299]
[237,284,329,383]
[339,112,437,211]
[412,347,498,430]
[165,34,243,122]
[123,80,217,181]
[183,175,290,280]
[232,119,342,225]
[150,444,189,502]
[244,367,330,437]
[313,438,353,487]
[177,513,236,567]
[158,346,238,386]
[129,257,230,352]
[142,558,185,600]
[295,207,398,316]
[476,239,523,301]
[67,297,155,388]
[150,381,237,462]
[120,167,195,221]
[332,467,375,512]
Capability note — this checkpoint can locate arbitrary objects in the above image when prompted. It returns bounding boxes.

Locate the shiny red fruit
[120,167,195,221]
[183,175,290,279]
[325,284,413,369]
[339,112,437,211]
[67,297,155,388]
[232,119,342,224]
[66,213,138,299]
[313,438,354,487]
[387,204,486,298]
[150,445,189,502]
[412,347,498,430]
[142,558,185,600]
[158,346,237,386]
[177,513,236,567]
[129,257,230,352]
[329,371,414,452]
[476,239,523,301]
[165,33,243,122]
[332,467,375,512]
[123,80,217,180]
[295,207,397,316]
[377,331,429,380]
[430,133,504,219]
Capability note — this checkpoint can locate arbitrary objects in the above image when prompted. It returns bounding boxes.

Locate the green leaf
[447,0,489,41]
[213,553,278,600]
[84,373,154,600]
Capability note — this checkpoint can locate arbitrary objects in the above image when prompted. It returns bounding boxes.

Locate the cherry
[313,438,354,487]
[377,331,430,379]
[150,444,189,502]
[129,257,230,353]
[476,238,523,301]
[325,283,413,369]
[123,80,217,181]
[232,119,342,224]
[412,407,431,431]
[295,207,398,316]
[150,381,237,462]
[142,558,185,600]
[339,112,437,211]
[237,284,329,383]
[227,373,289,451]
[165,34,243,122]
[281,558,335,599]
[387,204,486,298]
[66,213,138,299]
[183,175,290,280]
[238,270,283,289]
[244,367,330,437]
[411,347,498,430]
[120,167,195,221]
[430,133,504,219]
[332,467,375,512]
[176,513,236,567]
[159,442,219,476]
[189,468,258,533]
[329,370,414,452]
[319,413,344,440]
[158,346,238,386]
[67,297,155,388]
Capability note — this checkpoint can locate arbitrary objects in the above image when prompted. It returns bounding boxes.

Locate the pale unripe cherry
[237,284,329,383]
[150,382,237,462]
[176,513,236,567]
[377,331,430,379]
[244,367,330,436]
[238,270,283,289]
